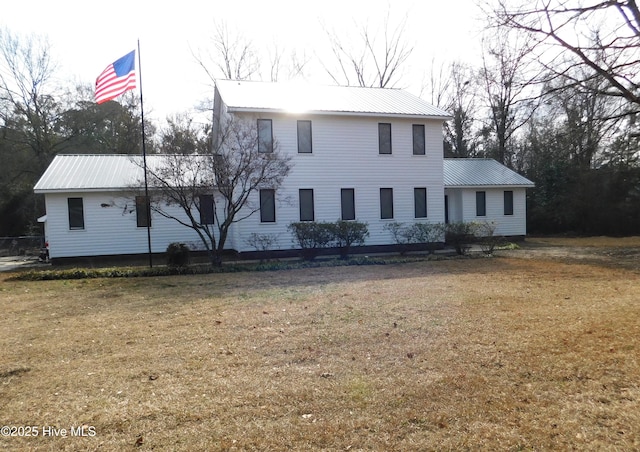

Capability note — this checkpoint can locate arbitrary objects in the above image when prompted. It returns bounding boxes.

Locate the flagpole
[137,40,153,268]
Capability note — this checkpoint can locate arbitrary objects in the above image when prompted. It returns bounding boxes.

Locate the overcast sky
[1,0,485,121]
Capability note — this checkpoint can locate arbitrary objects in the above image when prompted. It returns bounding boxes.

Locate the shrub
[384,222,444,255]
[288,222,334,260]
[444,222,479,255]
[166,242,190,268]
[383,222,415,255]
[475,221,505,255]
[331,220,369,258]
[245,233,279,261]
[409,222,445,254]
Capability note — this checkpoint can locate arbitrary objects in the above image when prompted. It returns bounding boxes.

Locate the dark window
[67,197,84,230]
[380,188,394,219]
[414,187,427,218]
[257,119,273,153]
[476,191,486,217]
[136,195,151,227]
[413,124,425,155]
[378,123,392,154]
[260,189,276,223]
[299,189,314,221]
[297,120,312,153]
[341,188,355,221]
[199,194,214,224]
[504,190,514,215]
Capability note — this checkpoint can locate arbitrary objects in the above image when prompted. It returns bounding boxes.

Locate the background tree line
[1,0,639,238]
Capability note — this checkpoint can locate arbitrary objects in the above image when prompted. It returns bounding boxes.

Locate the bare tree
[489,0,640,111]
[142,116,291,266]
[266,43,310,82]
[196,20,261,83]
[0,28,62,165]
[322,10,413,88]
[546,66,624,169]
[479,27,540,166]
[425,60,480,158]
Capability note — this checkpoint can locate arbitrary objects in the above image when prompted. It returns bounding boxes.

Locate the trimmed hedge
[288,220,369,260]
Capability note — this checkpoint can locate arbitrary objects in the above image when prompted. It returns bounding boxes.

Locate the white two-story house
[34,80,533,262]
[212,79,450,253]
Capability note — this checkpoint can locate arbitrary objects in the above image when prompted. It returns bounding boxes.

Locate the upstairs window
[257,119,273,153]
[199,194,214,225]
[67,197,84,230]
[260,189,276,223]
[380,188,394,219]
[136,195,151,228]
[299,189,314,221]
[414,187,427,218]
[413,124,425,155]
[504,190,514,216]
[476,191,486,217]
[341,188,355,221]
[297,120,312,153]
[378,123,392,154]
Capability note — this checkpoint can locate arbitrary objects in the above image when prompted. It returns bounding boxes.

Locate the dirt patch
[501,236,640,270]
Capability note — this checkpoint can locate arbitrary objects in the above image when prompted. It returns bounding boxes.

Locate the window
[414,187,427,218]
[199,194,214,225]
[299,189,314,221]
[257,119,273,153]
[341,188,355,221]
[297,120,312,153]
[476,191,486,217]
[67,197,84,230]
[413,124,425,155]
[260,189,276,223]
[378,123,392,154]
[380,188,394,219]
[504,190,514,216]
[136,195,151,227]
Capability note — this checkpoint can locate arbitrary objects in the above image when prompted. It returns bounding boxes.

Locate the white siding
[448,187,528,236]
[235,113,445,252]
[43,192,237,259]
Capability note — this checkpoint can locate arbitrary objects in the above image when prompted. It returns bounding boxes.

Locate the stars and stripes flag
[95,50,137,104]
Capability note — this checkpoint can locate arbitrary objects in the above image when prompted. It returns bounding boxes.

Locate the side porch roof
[443,158,534,188]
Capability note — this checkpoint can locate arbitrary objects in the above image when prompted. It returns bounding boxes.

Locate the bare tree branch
[489,0,640,107]
[320,10,413,88]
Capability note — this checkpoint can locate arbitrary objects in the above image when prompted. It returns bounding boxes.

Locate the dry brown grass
[1,237,640,451]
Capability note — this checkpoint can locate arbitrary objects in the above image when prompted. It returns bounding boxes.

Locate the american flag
[95,50,137,104]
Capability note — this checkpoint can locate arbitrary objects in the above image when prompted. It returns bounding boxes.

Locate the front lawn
[1,242,639,450]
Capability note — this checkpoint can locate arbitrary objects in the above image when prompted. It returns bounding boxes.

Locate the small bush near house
[445,222,479,255]
[166,242,190,268]
[288,222,334,260]
[410,222,445,254]
[331,220,369,258]
[475,221,505,255]
[245,233,280,261]
[384,222,444,255]
[383,222,415,255]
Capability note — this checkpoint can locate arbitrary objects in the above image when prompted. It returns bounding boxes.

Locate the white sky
[1,0,485,122]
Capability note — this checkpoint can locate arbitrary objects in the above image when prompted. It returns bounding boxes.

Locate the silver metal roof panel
[215,79,451,119]
[443,158,534,187]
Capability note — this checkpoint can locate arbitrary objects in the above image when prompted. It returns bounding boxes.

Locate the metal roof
[35,154,217,193]
[443,158,534,187]
[34,154,151,193]
[34,155,534,193]
[215,79,452,119]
